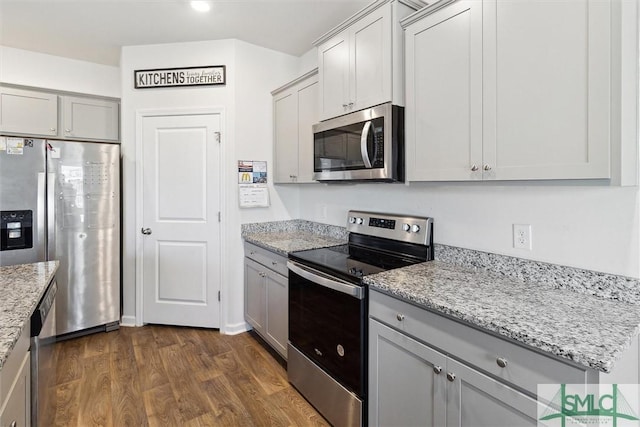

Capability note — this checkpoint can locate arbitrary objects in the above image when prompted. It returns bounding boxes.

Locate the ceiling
[0,0,370,66]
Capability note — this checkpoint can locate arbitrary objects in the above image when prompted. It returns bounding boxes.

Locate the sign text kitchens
[134,65,226,89]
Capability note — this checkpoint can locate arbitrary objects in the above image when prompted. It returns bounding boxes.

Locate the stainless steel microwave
[312,103,404,182]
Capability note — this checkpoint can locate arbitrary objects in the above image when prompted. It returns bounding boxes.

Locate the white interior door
[141,113,221,328]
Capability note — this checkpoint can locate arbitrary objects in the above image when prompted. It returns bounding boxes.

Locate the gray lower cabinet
[446,357,538,427]
[369,319,446,427]
[244,243,288,359]
[369,289,589,427]
[0,323,31,427]
[370,319,537,427]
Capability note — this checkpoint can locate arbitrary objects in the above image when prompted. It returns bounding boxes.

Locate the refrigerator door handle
[47,173,56,261]
[37,172,47,261]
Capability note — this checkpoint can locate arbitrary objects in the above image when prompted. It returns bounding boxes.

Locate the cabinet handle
[272,261,278,266]
[396,313,405,321]
[484,164,492,171]
[496,357,508,368]
[10,421,17,427]
[250,251,255,255]
[65,128,72,133]
[433,365,442,374]
[471,165,479,172]
[447,372,456,382]
[50,127,56,132]
[348,102,354,108]
[342,103,348,109]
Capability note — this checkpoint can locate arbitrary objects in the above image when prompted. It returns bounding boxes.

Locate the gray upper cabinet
[272,69,319,184]
[404,0,612,181]
[0,85,120,142]
[0,87,58,137]
[61,95,119,141]
[315,0,424,121]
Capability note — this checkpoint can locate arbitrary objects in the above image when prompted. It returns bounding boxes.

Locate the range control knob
[402,223,411,232]
[349,216,356,224]
[356,217,364,225]
[411,224,421,233]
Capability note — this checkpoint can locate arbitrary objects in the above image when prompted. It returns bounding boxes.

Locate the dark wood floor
[52,325,330,426]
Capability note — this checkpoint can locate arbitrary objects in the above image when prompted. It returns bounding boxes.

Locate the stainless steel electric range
[287,211,434,427]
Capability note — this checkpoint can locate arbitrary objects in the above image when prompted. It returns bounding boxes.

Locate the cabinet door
[483,0,610,180]
[265,270,288,358]
[318,32,350,121]
[405,0,483,181]
[446,358,538,427]
[244,258,265,334]
[369,319,447,427]
[350,3,392,113]
[296,78,318,183]
[0,351,30,427]
[273,90,299,183]
[62,96,119,141]
[0,87,58,137]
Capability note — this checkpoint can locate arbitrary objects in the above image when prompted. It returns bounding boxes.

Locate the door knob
[141,228,152,235]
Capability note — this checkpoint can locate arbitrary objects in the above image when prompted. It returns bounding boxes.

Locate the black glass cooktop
[289,243,424,282]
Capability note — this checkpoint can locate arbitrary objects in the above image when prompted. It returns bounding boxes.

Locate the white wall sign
[134,65,226,89]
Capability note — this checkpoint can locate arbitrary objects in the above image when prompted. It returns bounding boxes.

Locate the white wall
[120,39,300,332]
[298,47,318,75]
[0,46,120,97]
[299,182,640,278]
[225,40,300,330]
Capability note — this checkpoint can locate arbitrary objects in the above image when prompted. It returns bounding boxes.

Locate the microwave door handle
[360,121,373,168]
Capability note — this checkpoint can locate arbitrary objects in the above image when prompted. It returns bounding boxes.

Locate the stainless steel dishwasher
[31,279,57,427]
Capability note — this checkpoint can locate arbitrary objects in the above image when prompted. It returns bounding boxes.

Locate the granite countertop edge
[365,260,640,374]
[0,261,59,371]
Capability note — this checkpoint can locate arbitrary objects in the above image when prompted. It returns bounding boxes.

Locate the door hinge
[218,211,221,222]
[215,131,221,143]
[218,291,221,302]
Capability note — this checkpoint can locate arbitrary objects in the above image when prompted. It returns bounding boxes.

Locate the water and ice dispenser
[0,210,33,251]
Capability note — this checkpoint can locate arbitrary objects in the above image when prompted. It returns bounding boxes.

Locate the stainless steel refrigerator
[0,137,120,336]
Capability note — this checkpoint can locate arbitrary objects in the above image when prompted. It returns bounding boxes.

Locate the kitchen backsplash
[435,244,640,305]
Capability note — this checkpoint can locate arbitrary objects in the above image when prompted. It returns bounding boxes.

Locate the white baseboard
[221,322,251,335]
[120,315,137,327]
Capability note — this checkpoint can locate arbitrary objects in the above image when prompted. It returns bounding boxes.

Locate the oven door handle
[287,261,364,300]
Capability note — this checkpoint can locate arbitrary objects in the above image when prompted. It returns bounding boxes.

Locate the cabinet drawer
[370,290,588,396]
[244,242,288,276]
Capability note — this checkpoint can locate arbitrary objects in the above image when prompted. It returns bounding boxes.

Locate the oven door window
[314,118,384,172]
[289,269,365,397]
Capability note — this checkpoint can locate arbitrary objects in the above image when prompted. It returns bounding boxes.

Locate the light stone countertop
[241,220,640,373]
[0,261,59,371]
[241,219,348,256]
[364,259,640,373]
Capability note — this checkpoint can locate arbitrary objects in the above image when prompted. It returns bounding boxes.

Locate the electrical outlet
[318,204,328,220]
[513,224,532,250]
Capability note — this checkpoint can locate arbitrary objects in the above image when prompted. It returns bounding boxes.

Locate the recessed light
[191,1,211,13]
